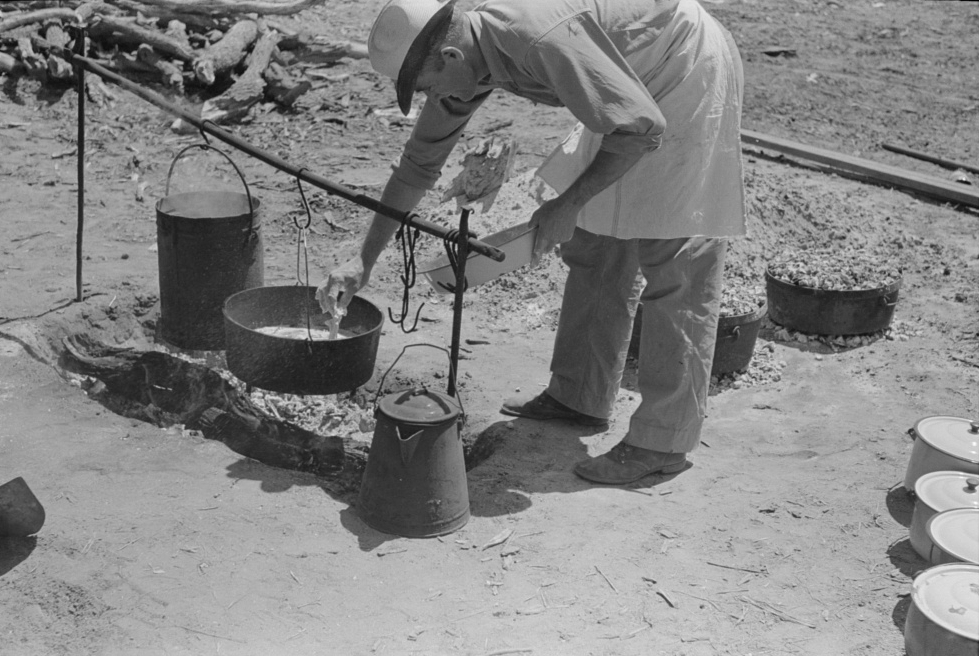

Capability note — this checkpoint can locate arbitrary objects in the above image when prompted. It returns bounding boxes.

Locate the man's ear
[440,46,465,63]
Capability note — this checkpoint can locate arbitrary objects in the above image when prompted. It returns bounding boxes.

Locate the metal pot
[904,563,979,656]
[765,269,900,336]
[903,416,979,491]
[223,286,383,395]
[0,477,45,537]
[358,386,469,538]
[910,472,979,560]
[927,508,979,565]
[712,301,767,376]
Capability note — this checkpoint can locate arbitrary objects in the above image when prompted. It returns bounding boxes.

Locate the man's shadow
[222,413,684,551]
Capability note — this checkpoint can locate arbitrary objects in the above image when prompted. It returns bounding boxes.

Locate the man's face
[415,48,479,104]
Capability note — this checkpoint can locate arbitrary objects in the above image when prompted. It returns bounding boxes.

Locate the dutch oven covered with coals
[223,285,383,396]
[765,247,901,336]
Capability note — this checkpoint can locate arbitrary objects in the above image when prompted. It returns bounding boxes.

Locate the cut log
[115,0,326,17]
[200,29,279,124]
[114,0,227,33]
[46,54,73,80]
[192,18,258,86]
[43,22,70,49]
[741,129,979,210]
[91,14,195,61]
[263,60,311,107]
[267,28,369,62]
[16,36,47,80]
[136,43,184,90]
[164,19,192,52]
[107,50,162,76]
[0,52,26,76]
[0,8,78,34]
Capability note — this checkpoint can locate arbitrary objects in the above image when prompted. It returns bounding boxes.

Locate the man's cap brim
[395,0,457,116]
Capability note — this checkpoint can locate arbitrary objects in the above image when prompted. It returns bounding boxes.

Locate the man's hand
[315,258,368,318]
[529,196,580,265]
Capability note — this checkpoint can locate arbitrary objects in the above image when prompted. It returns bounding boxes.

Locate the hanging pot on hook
[223,285,384,395]
[156,144,263,351]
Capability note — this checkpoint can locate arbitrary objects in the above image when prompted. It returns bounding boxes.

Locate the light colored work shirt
[392,0,746,240]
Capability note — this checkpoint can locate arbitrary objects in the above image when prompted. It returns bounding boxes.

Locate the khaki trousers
[547,228,727,453]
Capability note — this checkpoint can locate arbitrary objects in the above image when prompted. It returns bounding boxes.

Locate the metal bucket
[0,477,45,537]
[156,144,263,350]
[712,302,767,376]
[223,286,383,395]
[358,346,470,538]
[765,269,900,336]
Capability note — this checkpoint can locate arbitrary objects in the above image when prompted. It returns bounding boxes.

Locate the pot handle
[374,343,466,417]
[879,292,899,307]
[164,143,258,243]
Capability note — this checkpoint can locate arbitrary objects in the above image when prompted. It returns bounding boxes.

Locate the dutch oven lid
[913,416,979,463]
[915,472,979,511]
[928,508,979,566]
[911,563,979,640]
[378,387,461,425]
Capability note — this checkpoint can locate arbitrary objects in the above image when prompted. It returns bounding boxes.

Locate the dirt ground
[2,1,979,655]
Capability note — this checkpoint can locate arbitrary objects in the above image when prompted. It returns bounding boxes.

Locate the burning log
[192,18,257,86]
[61,335,346,474]
[200,28,279,124]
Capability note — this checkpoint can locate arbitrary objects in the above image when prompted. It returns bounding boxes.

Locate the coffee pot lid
[378,387,461,425]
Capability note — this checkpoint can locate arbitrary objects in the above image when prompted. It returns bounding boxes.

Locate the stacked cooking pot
[901,416,979,656]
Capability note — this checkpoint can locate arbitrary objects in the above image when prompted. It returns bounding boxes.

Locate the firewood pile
[0,0,368,124]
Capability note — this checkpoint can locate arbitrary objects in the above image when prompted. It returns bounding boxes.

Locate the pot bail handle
[374,343,465,417]
[164,142,257,242]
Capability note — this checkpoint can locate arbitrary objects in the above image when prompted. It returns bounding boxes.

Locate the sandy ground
[2,1,978,655]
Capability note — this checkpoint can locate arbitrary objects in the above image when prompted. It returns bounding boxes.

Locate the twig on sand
[655,589,677,608]
[481,650,533,656]
[674,589,722,612]
[595,565,618,593]
[950,355,979,369]
[740,595,816,629]
[174,625,245,643]
[706,561,766,574]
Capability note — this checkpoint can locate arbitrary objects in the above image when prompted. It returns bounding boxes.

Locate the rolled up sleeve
[391,91,492,190]
[525,13,666,156]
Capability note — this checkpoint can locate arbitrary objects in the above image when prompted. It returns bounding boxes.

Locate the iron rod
[447,208,471,398]
[60,51,505,262]
[74,28,85,302]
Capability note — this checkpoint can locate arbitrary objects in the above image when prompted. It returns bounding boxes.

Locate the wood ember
[767,247,902,291]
